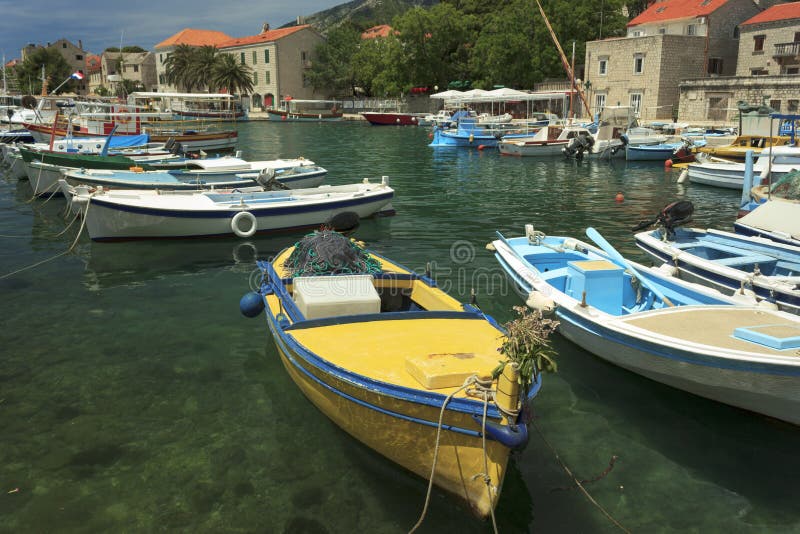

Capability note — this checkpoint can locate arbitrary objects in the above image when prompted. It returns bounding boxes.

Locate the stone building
[21,38,90,95]
[736,1,800,75]
[584,0,762,121]
[679,2,800,123]
[216,24,327,110]
[101,51,158,92]
[154,29,234,92]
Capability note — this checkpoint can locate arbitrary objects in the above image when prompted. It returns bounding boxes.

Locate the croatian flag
[70,71,84,80]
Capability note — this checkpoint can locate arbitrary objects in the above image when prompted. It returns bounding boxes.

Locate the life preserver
[117,107,130,124]
[231,211,257,238]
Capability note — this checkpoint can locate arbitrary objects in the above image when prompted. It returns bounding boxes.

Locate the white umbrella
[430,90,463,99]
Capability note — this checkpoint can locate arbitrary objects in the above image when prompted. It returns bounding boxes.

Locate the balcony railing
[773,42,800,58]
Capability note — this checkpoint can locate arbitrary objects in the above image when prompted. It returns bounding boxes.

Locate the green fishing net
[283,230,382,278]
[768,169,800,200]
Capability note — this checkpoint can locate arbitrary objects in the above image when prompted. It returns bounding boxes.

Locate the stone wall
[678,75,799,124]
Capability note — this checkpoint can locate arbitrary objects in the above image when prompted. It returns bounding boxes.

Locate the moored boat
[361,112,422,126]
[62,177,395,241]
[239,230,545,517]
[491,225,800,425]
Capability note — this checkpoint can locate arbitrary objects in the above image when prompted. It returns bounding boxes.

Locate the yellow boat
[239,231,542,518]
[695,135,793,161]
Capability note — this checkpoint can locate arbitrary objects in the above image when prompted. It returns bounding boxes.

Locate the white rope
[409,376,477,534]
[0,196,90,280]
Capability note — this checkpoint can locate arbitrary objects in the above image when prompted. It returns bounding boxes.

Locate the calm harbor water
[2,121,799,533]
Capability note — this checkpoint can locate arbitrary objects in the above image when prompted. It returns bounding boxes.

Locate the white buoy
[677,169,689,183]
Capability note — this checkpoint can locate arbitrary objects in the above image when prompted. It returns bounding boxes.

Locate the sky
[0,0,342,60]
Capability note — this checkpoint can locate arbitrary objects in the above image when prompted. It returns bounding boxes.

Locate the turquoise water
[2,122,799,533]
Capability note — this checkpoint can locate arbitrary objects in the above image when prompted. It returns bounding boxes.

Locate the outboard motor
[632,200,694,240]
[256,168,289,191]
[670,139,695,164]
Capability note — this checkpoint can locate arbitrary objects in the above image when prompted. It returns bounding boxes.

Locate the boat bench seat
[714,254,777,267]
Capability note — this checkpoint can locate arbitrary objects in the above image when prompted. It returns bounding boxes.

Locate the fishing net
[283,230,382,278]
[768,170,800,200]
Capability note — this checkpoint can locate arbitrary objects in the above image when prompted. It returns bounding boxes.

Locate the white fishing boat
[688,146,800,190]
[62,177,395,241]
[490,225,800,425]
[498,124,592,157]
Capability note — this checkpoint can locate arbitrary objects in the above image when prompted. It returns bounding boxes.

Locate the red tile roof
[217,25,310,48]
[741,1,800,25]
[155,28,233,49]
[628,0,730,27]
[86,54,101,73]
[361,25,397,39]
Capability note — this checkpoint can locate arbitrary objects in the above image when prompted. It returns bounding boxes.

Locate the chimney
[261,22,270,33]
[78,39,83,50]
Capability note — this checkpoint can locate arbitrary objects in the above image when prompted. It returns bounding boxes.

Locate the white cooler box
[293,274,381,319]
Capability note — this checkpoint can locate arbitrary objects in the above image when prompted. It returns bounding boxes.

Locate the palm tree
[194,45,219,92]
[164,44,196,91]
[211,54,254,96]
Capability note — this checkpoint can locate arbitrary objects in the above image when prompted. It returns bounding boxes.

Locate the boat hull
[80,188,395,241]
[266,109,343,122]
[498,140,568,157]
[492,234,800,425]
[267,316,510,518]
[556,309,800,425]
[361,112,420,126]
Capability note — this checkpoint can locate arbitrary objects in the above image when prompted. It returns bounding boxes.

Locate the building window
[754,35,765,52]
[788,100,798,112]
[795,32,800,42]
[632,30,643,37]
[264,49,270,63]
[595,93,606,114]
[770,100,781,112]
[301,51,307,62]
[686,24,696,36]
[160,54,163,63]
[598,58,608,75]
[707,57,723,75]
[658,27,666,34]
[253,72,258,84]
[633,54,644,74]
[733,27,740,39]
[751,68,768,76]
[786,67,799,75]
[265,71,270,84]
[630,93,642,116]
[240,52,245,65]
[159,74,165,84]
[62,43,67,48]
[252,51,257,64]
[133,65,139,73]
[76,54,83,60]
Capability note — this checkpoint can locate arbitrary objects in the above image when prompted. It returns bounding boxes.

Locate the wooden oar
[585,227,674,307]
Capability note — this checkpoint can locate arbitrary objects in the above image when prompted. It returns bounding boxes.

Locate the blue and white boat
[635,225,800,315]
[625,139,705,162]
[62,177,395,241]
[491,225,800,425]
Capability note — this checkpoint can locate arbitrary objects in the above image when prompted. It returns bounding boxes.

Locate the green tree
[307,25,362,95]
[352,35,406,97]
[393,4,476,90]
[164,44,197,91]
[116,78,142,99]
[12,47,72,95]
[211,54,254,96]
[193,46,219,92]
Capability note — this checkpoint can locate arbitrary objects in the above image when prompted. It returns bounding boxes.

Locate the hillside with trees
[306,0,643,97]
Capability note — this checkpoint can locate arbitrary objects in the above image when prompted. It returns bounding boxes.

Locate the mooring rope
[0,196,90,280]
[531,418,630,533]
[409,376,478,534]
